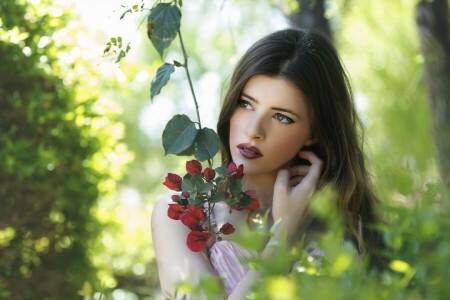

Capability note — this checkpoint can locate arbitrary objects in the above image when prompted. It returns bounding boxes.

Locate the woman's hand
[271,151,323,244]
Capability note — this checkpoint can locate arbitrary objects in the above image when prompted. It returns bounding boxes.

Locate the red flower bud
[181,191,190,199]
[227,162,244,181]
[219,222,235,235]
[163,173,182,191]
[202,167,216,181]
[167,204,184,220]
[171,195,180,202]
[245,198,260,210]
[245,190,256,197]
[186,160,202,176]
[186,231,211,252]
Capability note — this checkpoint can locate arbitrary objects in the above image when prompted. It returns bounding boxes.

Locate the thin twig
[178,29,213,168]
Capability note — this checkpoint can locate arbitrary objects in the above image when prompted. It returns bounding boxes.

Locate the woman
[152,28,382,299]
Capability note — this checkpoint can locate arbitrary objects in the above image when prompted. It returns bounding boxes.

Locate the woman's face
[229,75,314,177]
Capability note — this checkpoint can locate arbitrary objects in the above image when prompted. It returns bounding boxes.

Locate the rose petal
[163,173,182,191]
[180,211,200,227]
[219,222,235,235]
[245,198,260,210]
[186,160,202,176]
[202,167,216,181]
[167,204,184,220]
[189,205,206,220]
[186,231,211,252]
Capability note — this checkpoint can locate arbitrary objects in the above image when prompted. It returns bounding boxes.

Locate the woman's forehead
[241,75,308,112]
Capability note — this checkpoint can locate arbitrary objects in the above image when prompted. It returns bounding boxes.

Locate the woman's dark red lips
[237,143,263,156]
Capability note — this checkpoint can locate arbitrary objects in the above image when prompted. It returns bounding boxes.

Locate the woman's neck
[241,172,277,211]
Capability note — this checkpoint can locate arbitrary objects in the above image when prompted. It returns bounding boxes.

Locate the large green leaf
[162,114,198,155]
[150,63,175,101]
[147,3,181,57]
[194,127,219,161]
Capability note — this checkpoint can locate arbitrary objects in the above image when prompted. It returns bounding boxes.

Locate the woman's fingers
[289,165,310,177]
[274,168,290,194]
[295,151,323,191]
[289,176,304,188]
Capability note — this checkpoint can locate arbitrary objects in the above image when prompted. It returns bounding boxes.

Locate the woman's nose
[245,115,266,140]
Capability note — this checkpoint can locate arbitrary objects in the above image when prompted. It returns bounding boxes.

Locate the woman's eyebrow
[241,92,300,118]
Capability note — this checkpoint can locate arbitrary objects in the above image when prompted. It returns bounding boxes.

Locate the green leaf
[191,196,203,206]
[212,192,225,203]
[147,3,181,57]
[177,143,194,156]
[238,192,251,206]
[162,114,198,155]
[150,63,175,100]
[190,175,204,189]
[199,182,214,193]
[229,180,242,196]
[194,127,219,161]
[215,166,227,177]
[181,178,193,192]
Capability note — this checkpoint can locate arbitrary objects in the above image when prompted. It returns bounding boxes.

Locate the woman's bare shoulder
[151,193,184,241]
[151,193,216,297]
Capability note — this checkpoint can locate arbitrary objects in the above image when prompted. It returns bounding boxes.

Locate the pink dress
[206,209,256,295]
[206,209,324,295]
[208,239,256,295]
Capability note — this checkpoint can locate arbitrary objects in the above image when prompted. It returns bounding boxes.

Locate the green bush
[0,1,129,298]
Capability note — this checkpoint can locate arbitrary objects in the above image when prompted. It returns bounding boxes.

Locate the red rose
[189,205,206,220]
[219,222,235,235]
[180,211,199,227]
[186,231,211,252]
[163,173,182,191]
[202,167,216,181]
[180,205,206,228]
[227,162,244,181]
[245,198,260,210]
[186,160,202,176]
[167,204,184,220]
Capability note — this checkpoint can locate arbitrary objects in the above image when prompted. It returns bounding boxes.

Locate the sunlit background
[1,0,442,299]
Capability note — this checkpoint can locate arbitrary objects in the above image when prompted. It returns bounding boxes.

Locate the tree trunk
[289,0,332,40]
[416,0,450,185]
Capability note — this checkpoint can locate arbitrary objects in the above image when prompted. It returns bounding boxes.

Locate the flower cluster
[163,160,260,252]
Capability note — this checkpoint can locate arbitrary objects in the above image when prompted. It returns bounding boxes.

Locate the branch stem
[178,30,202,129]
[178,29,213,168]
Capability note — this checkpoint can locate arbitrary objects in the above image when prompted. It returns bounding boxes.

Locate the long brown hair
[217,28,382,258]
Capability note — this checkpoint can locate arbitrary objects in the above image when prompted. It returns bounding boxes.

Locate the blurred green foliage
[0,0,130,298]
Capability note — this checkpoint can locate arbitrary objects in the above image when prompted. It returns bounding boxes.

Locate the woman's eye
[274,113,294,124]
[238,99,252,109]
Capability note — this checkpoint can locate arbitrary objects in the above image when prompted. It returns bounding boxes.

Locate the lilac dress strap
[207,208,256,295]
